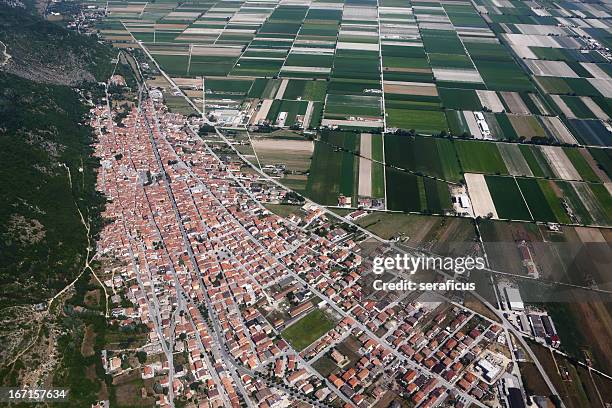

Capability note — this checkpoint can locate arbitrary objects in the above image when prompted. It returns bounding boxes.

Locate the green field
[435,138,463,182]
[588,184,612,225]
[278,80,330,101]
[557,181,592,225]
[446,110,470,136]
[266,99,309,127]
[325,94,382,118]
[538,179,571,224]
[385,168,422,212]
[384,135,462,182]
[386,109,448,134]
[485,176,531,220]
[282,309,336,351]
[475,60,533,92]
[455,140,508,175]
[92,0,612,228]
[516,178,558,222]
[563,148,600,183]
[385,166,452,213]
[424,178,453,213]
[439,88,482,110]
[305,132,358,205]
[588,148,612,179]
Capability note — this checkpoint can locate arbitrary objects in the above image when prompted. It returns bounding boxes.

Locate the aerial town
[87,81,567,408]
[1,0,612,407]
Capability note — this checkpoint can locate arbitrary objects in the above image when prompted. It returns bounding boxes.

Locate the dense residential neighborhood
[89,93,548,408]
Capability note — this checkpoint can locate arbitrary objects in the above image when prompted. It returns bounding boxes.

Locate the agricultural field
[358,133,385,199]
[251,134,313,193]
[485,176,532,221]
[455,140,508,175]
[384,135,462,182]
[385,168,452,214]
[90,0,612,222]
[305,131,386,204]
[91,0,612,140]
[305,133,358,205]
[463,166,610,224]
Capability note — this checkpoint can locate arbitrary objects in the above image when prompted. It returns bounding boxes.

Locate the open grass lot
[528,342,588,408]
[282,309,336,351]
[356,212,476,256]
[165,95,197,115]
[263,204,303,218]
[479,221,545,276]
[252,137,313,172]
[519,362,552,397]
[544,300,612,371]
[357,212,440,240]
[312,356,338,377]
[455,140,508,175]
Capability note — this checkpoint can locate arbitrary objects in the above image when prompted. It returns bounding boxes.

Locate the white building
[505,287,524,311]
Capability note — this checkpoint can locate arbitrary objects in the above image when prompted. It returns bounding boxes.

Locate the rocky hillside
[0,4,112,395]
[0,3,112,85]
[0,4,113,308]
